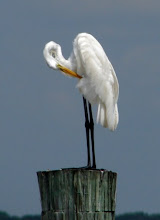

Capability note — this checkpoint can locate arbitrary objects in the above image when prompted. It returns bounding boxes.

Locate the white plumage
[43,33,119,131]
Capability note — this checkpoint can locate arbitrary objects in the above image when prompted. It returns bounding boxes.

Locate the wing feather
[74,33,119,130]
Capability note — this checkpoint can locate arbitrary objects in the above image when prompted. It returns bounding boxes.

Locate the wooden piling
[37,169,117,220]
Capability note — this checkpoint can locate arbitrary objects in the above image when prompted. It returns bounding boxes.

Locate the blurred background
[0,0,160,216]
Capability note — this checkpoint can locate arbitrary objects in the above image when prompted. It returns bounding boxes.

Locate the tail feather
[97,101,119,131]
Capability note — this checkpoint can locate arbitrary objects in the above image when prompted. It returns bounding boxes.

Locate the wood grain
[37,169,117,220]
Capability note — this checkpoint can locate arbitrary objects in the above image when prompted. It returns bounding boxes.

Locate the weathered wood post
[37,169,117,220]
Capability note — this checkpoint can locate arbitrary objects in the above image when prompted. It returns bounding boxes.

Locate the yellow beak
[57,64,82,79]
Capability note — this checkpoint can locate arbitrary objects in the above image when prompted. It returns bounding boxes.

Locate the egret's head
[43,41,59,70]
[43,41,82,79]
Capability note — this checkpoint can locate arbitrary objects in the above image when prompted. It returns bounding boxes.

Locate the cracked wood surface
[37,169,117,220]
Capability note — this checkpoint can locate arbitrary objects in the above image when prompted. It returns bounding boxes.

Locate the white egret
[43,33,119,169]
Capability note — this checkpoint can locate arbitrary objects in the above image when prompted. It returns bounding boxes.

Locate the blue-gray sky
[0,0,160,216]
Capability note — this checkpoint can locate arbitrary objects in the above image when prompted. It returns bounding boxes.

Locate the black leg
[88,102,96,169]
[83,97,91,168]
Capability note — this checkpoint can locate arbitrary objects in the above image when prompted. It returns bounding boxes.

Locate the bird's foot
[77,165,97,170]
[61,165,97,170]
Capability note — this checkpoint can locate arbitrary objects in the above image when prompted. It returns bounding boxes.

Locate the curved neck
[56,46,71,69]
[57,46,76,72]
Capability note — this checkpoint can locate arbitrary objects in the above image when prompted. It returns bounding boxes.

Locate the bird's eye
[50,50,56,58]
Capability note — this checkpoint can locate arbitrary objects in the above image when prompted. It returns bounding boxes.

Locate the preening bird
[43,33,119,169]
